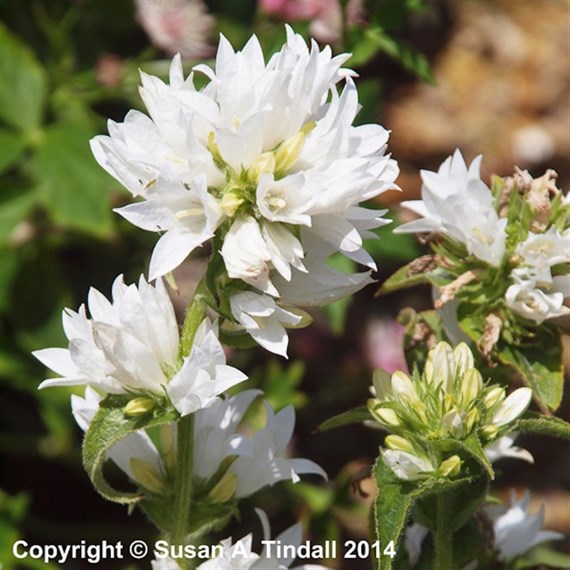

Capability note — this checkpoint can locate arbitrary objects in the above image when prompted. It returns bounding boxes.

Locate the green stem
[171,413,195,549]
[435,493,453,570]
[180,279,209,358]
[170,279,208,554]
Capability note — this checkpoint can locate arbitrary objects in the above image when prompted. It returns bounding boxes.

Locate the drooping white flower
[382,450,434,481]
[484,433,534,464]
[33,275,246,416]
[488,490,563,562]
[229,402,327,498]
[396,149,507,266]
[91,27,398,290]
[229,291,307,357]
[197,509,331,570]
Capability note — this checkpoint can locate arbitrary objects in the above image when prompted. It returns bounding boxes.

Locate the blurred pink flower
[135,0,214,60]
[260,0,364,44]
[365,318,408,374]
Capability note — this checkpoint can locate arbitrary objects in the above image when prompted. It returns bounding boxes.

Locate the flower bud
[249,152,276,182]
[465,408,480,432]
[368,401,400,427]
[130,458,165,494]
[392,371,419,404]
[439,455,462,478]
[453,343,474,376]
[275,131,305,175]
[481,424,499,440]
[385,435,415,454]
[207,472,237,504]
[220,190,245,217]
[442,409,465,438]
[429,341,454,392]
[372,369,392,399]
[484,387,505,409]
[461,369,483,405]
[124,397,155,417]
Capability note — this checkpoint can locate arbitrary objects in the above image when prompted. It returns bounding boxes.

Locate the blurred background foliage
[0,1,568,569]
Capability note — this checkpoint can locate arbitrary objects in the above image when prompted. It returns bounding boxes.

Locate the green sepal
[314,406,372,434]
[513,411,570,440]
[82,394,178,505]
[219,328,258,349]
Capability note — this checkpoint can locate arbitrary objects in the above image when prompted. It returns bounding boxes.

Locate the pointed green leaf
[315,406,372,433]
[82,395,178,505]
[378,258,451,296]
[513,411,570,440]
[496,334,563,412]
[0,24,46,131]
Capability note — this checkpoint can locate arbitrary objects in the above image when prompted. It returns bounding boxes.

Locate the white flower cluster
[396,150,507,267]
[33,275,246,417]
[396,149,570,324]
[91,26,398,356]
[72,388,326,500]
[506,227,570,323]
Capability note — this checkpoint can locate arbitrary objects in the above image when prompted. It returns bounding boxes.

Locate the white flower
[91,27,398,289]
[33,275,246,416]
[382,450,434,481]
[192,390,261,482]
[491,387,532,427]
[488,490,563,561]
[197,509,331,570]
[230,291,307,357]
[229,402,327,498]
[396,149,507,267]
[484,433,534,464]
[135,0,214,60]
[166,318,247,416]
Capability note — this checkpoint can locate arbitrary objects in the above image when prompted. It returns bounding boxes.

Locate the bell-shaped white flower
[34,275,247,416]
[484,433,534,464]
[91,27,398,291]
[230,291,306,357]
[382,449,434,481]
[488,490,563,561]
[229,402,327,498]
[396,149,507,267]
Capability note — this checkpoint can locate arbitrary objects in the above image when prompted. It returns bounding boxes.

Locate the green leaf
[377,258,451,295]
[496,334,563,412]
[513,411,570,440]
[0,129,26,172]
[82,394,178,505]
[0,24,46,131]
[315,406,372,433]
[0,187,38,245]
[33,122,114,237]
[440,433,494,481]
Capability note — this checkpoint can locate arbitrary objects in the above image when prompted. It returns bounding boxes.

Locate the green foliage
[0,24,46,131]
[513,411,570,440]
[82,394,178,504]
[315,406,372,433]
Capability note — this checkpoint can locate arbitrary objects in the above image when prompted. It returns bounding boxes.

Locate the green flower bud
[481,424,499,440]
[124,397,155,417]
[461,369,483,405]
[392,371,419,404]
[465,408,480,432]
[439,455,462,478]
[385,435,415,454]
[453,343,474,376]
[484,387,505,409]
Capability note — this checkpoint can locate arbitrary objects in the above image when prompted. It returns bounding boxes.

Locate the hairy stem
[435,493,453,570]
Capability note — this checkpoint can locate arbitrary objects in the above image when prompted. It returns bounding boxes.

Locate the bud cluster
[368,341,532,481]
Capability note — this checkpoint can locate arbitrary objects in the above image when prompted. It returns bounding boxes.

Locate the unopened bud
[461,369,483,405]
[220,190,245,217]
[368,401,400,427]
[484,387,505,409]
[385,435,415,454]
[124,397,155,417]
[250,152,276,182]
[207,472,237,504]
[130,458,165,494]
[372,369,392,400]
[439,455,462,478]
[453,343,474,376]
[275,131,305,174]
[392,371,419,404]
[481,424,499,440]
[442,409,465,438]
[465,408,480,432]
